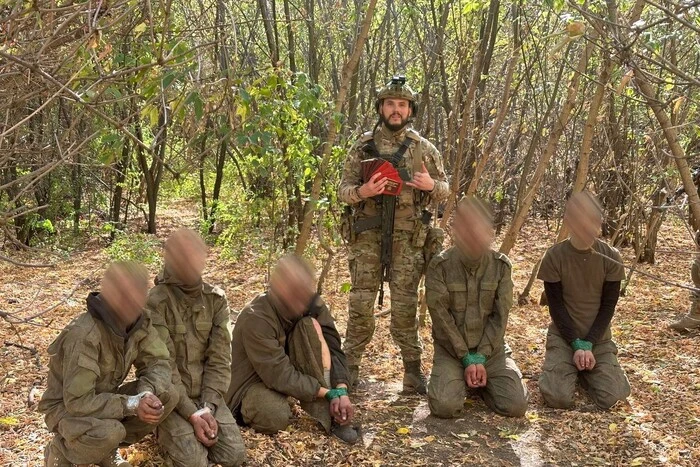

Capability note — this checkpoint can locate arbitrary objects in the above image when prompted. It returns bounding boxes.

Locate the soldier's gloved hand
[137,393,165,424]
[406,163,435,192]
[358,172,389,198]
[573,349,596,371]
[464,364,488,388]
[189,407,218,447]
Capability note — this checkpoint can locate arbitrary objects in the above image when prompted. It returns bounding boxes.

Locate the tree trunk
[499,40,594,255]
[295,0,379,255]
[632,70,700,230]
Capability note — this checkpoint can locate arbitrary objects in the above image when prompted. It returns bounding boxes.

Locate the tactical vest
[356,130,428,230]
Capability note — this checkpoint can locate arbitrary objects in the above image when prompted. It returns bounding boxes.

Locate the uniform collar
[86,292,144,340]
[456,248,486,271]
[378,123,410,144]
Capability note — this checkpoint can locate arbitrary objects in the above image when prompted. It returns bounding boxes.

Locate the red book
[361,159,403,196]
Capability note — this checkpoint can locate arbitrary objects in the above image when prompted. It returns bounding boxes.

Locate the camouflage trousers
[539,331,630,409]
[344,229,424,366]
[239,317,332,433]
[47,381,177,465]
[157,400,245,467]
[428,343,528,418]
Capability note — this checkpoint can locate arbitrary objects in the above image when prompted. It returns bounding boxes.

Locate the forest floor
[1,199,700,467]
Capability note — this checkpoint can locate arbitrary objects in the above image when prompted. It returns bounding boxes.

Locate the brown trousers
[240,317,332,434]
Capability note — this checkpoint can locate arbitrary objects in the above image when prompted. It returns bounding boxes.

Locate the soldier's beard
[381,114,410,132]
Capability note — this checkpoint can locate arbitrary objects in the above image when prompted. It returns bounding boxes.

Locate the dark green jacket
[39,293,173,431]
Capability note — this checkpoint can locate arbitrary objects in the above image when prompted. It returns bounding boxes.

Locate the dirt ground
[1,201,699,466]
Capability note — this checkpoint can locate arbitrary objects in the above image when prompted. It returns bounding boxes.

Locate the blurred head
[564,191,603,247]
[453,196,494,260]
[101,261,149,327]
[164,229,207,286]
[269,254,317,318]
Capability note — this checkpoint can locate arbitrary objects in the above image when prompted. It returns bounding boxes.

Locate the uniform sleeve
[537,248,560,282]
[313,300,349,387]
[133,320,176,399]
[604,248,626,281]
[61,338,127,419]
[147,303,199,419]
[585,280,621,343]
[338,140,364,205]
[423,141,449,202]
[544,281,579,343]
[477,261,513,358]
[425,259,469,360]
[200,294,233,409]
[242,315,321,402]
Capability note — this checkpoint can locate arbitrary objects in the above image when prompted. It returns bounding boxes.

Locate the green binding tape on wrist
[324,387,348,401]
[571,338,593,351]
[461,352,487,368]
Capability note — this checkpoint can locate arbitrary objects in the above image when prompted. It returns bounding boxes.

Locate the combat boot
[44,438,71,467]
[331,422,361,444]
[669,313,700,331]
[348,365,360,391]
[97,449,132,467]
[402,360,428,395]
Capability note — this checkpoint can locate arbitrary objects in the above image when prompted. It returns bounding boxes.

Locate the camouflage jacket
[338,124,449,230]
[39,293,172,431]
[426,247,514,360]
[147,273,232,419]
[226,293,348,412]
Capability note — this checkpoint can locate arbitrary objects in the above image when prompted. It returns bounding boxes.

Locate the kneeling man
[227,255,359,443]
[39,262,177,467]
[538,191,630,410]
[426,197,528,418]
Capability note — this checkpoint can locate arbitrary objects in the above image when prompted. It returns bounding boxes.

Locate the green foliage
[107,232,162,266]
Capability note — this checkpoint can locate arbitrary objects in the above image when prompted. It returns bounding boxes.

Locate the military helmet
[375,75,418,115]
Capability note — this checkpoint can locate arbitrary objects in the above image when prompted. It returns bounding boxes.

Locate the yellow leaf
[609,423,618,433]
[630,457,646,466]
[0,416,19,427]
[396,427,410,435]
[134,22,147,34]
[424,435,436,443]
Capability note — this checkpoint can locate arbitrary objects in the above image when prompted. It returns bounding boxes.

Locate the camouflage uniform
[425,247,528,418]
[339,120,449,378]
[147,269,245,467]
[39,293,176,465]
[227,293,349,434]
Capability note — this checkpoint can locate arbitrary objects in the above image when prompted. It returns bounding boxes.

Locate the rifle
[353,138,414,307]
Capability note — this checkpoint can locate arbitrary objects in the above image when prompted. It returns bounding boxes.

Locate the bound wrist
[461,352,486,368]
[324,387,348,401]
[571,338,593,351]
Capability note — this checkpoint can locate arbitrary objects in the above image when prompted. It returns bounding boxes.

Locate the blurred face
[564,194,602,246]
[165,230,207,285]
[380,98,411,131]
[453,202,494,260]
[270,258,316,318]
[101,268,148,327]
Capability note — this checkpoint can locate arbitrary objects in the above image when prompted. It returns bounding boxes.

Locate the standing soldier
[339,76,449,394]
[39,262,176,467]
[147,229,246,467]
[669,231,700,331]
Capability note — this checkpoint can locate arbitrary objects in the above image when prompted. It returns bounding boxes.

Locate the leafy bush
[106,232,162,266]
